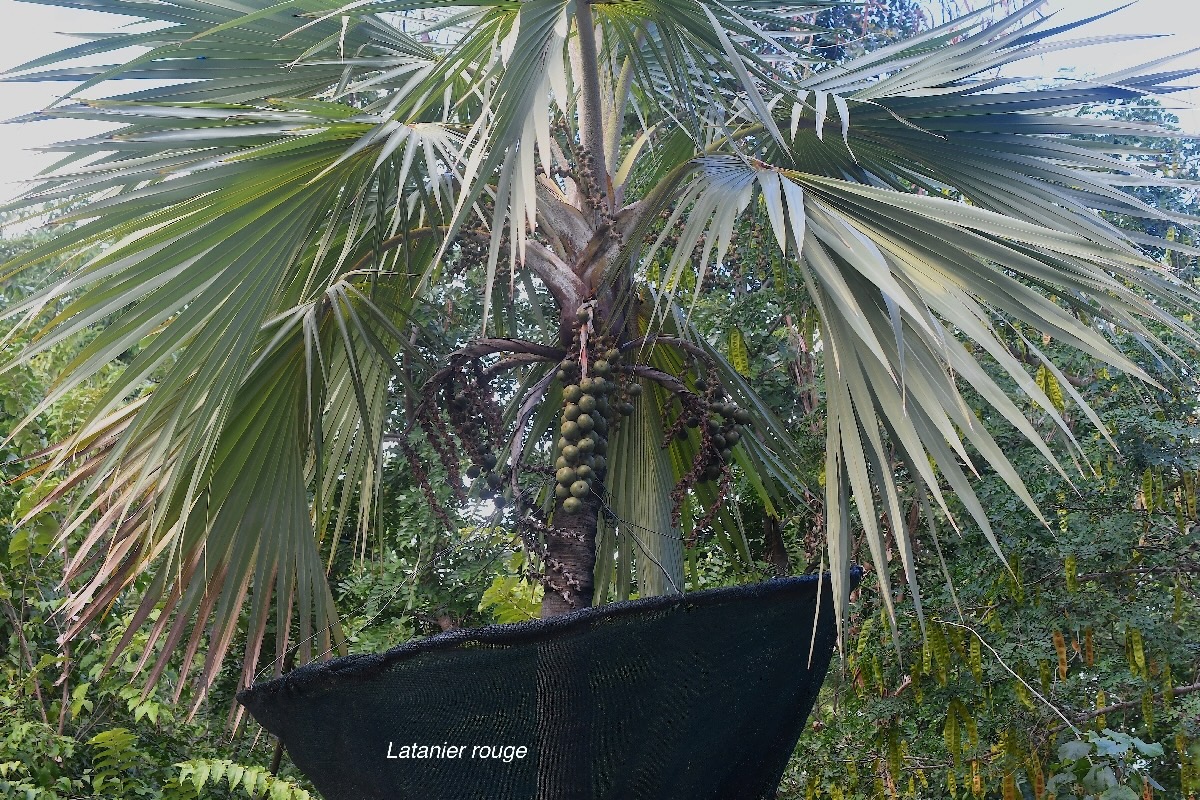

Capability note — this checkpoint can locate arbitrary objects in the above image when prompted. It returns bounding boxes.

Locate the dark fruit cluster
[698,386,751,482]
[669,370,751,484]
[664,362,754,535]
[552,316,641,514]
[435,362,508,506]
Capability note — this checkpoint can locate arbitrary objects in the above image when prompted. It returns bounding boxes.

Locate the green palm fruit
[562,445,580,463]
[605,348,621,362]
[561,420,581,440]
[570,480,590,498]
[562,496,583,514]
[563,384,582,403]
[593,359,611,376]
[576,413,595,432]
[556,467,578,485]
[577,436,595,453]
[578,394,597,413]
[555,483,571,499]
[576,464,593,480]
[564,403,581,421]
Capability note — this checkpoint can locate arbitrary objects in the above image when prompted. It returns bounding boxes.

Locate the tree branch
[347,226,446,274]
[1051,682,1200,733]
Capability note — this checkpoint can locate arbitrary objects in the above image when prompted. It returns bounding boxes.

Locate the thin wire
[595,492,685,595]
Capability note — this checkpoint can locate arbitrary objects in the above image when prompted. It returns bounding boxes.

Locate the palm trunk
[541,502,598,617]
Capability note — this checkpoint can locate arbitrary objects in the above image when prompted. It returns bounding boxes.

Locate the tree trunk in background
[763,514,791,577]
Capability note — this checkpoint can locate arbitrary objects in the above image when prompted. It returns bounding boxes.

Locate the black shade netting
[238,573,856,800]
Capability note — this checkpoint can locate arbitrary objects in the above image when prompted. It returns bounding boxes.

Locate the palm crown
[3,0,1198,709]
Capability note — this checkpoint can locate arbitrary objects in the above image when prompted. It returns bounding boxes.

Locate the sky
[1,0,1200,203]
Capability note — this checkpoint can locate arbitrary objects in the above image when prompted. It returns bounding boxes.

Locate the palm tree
[3,0,1197,710]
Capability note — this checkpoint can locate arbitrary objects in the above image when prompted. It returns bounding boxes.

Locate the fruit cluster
[552,340,641,515]
[670,373,751,483]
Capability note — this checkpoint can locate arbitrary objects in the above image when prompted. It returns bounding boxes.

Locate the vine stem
[940,619,1081,736]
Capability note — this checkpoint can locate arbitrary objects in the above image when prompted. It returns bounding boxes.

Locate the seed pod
[576,413,595,432]
[578,395,597,413]
[562,496,583,514]
[577,436,595,453]
[556,467,577,485]
[564,403,582,421]
[1053,630,1068,680]
[563,385,583,403]
[570,480,590,498]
